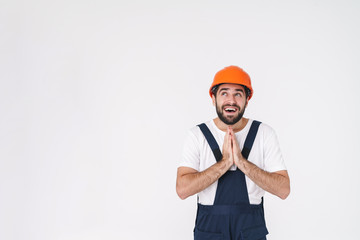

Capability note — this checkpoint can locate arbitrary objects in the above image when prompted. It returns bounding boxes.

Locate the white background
[1,0,360,239]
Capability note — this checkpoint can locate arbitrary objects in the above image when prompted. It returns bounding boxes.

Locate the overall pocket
[194,227,224,240]
[241,225,268,240]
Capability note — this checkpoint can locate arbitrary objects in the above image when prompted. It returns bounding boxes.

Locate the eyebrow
[219,88,245,93]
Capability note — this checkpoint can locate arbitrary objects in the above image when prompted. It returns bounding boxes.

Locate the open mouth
[224,107,238,113]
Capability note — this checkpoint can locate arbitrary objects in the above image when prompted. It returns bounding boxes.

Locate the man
[176,66,290,240]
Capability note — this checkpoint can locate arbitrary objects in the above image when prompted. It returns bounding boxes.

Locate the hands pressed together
[222,126,248,173]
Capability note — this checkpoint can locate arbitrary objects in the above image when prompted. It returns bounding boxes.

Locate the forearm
[241,160,290,199]
[176,160,231,200]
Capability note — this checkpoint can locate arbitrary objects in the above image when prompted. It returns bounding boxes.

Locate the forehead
[218,83,245,91]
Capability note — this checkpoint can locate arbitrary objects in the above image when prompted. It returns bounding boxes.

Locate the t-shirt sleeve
[178,129,200,171]
[263,126,287,173]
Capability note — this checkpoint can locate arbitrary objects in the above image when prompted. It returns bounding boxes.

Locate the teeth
[225,108,236,112]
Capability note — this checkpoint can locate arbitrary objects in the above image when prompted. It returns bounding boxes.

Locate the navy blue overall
[194,121,268,240]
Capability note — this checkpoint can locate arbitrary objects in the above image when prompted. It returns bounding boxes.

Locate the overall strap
[197,123,222,162]
[242,120,261,159]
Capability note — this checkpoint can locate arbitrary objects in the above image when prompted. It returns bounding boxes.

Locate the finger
[231,131,237,144]
[224,129,229,145]
[230,132,241,155]
[230,128,237,143]
[229,130,233,149]
[228,127,233,142]
[223,130,231,153]
[226,128,231,143]
[228,126,233,138]
[228,126,233,135]
[229,127,235,140]
[232,134,239,150]
[228,127,233,140]
[230,131,235,150]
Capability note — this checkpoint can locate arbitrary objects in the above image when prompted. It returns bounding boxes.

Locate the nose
[226,94,236,104]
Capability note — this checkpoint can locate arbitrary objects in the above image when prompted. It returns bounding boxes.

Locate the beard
[215,102,245,125]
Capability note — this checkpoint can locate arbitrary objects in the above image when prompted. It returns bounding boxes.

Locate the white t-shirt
[179,119,286,205]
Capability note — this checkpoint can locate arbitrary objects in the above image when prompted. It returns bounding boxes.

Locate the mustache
[222,104,240,110]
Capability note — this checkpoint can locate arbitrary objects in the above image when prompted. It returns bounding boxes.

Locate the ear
[211,94,216,106]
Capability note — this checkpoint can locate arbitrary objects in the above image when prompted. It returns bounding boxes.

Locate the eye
[221,92,227,96]
[235,93,242,97]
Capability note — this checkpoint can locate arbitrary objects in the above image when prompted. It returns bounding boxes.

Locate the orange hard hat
[209,66,253,100]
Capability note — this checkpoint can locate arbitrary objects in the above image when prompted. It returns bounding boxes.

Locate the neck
[213,117,249,132]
